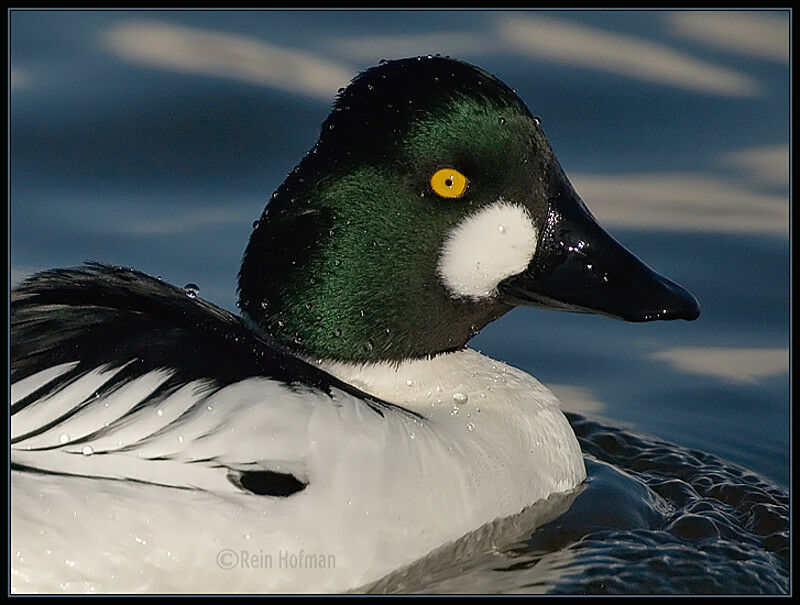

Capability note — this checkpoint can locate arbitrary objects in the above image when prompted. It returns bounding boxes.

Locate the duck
[10,56,699,594]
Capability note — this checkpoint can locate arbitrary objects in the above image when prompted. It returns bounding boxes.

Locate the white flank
[438,201,537,300]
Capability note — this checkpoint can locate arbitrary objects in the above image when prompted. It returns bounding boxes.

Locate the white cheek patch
[437,200,538,300]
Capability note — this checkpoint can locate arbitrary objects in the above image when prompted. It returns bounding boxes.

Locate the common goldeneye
[10,56,699,593]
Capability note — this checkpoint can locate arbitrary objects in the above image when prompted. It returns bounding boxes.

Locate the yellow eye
[430,168,468,199]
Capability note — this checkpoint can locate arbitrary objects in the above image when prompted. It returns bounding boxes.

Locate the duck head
[239,56,699,363]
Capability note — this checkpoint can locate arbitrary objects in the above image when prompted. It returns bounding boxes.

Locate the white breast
[12,349,584,593]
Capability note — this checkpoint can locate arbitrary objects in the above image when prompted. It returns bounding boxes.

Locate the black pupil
[445,178,453,187]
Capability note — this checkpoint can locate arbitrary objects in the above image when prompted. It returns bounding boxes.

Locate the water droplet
[453,392,468,403]
[467,423,475,431]
[497,225,506,234]
[379,58,387,65]
[367,84,374,91]
[534,116,542,126]
[409,431,416,440]
[184,283,199,298]
[451,406,460,416]
[499,117,506,125]
[81,446,94,456]
[252,220,259,229]
[177,435,184,443]
[406,380,413,386]
[156,409,163,417]
[364,340,374,352]
[59,433,69,444]
[338,87,345,93]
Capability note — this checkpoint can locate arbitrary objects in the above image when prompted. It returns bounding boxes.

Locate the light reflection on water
[10,10,789,594]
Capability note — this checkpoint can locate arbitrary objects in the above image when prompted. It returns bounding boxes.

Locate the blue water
[10,9,790,594]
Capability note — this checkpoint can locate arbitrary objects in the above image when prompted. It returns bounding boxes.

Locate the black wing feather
[11,262,412,419]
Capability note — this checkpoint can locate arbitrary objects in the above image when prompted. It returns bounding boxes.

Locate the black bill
[498,176,700,322]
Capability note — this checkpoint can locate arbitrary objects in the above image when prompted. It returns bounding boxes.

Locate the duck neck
[238,219,511,364]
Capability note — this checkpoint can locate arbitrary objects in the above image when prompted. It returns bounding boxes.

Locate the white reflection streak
[498,15,759,97]
[103,21,355,100]
[546,384,605,415]
[331,32,497,61]
[11,67,29,90]
[670,11,789,62]
[120,206,254,235]
[570,173,788,235]
[721,145,789,189]
[651,347,789,383]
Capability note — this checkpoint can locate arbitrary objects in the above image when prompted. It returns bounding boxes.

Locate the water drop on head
[453,392,468,403]
[184,283,199,298]
[59,433,70,444]
[156,409,163,417]
[82,446,93,456]
[252,220,259,229]
[534,116,542,126]
[497,225,506,234]
[467,423,475,431]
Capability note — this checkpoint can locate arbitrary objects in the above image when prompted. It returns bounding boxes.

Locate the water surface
[10,9,790,594]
